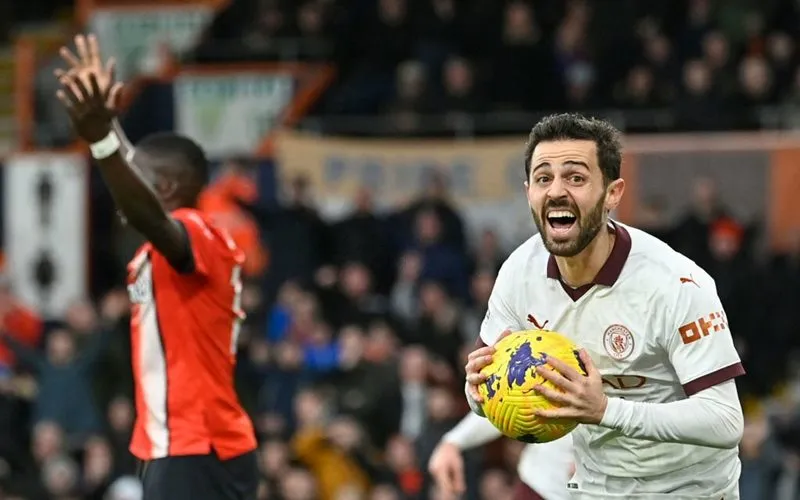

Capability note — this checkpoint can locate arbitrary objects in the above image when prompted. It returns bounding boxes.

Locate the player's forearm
[599,380,744,449]
[442,412,503,450]
[93,124,171,236]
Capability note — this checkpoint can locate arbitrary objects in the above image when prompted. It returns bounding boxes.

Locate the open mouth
[546,210,577,234]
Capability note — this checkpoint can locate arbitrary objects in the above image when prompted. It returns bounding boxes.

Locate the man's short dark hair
[524,113,623,183]
[137,132,210,187]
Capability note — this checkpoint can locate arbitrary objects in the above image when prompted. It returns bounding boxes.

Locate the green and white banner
[173,72,295,157]
[89,5,214,80]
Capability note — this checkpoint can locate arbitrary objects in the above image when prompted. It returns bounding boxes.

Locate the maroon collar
[546,222,632,300]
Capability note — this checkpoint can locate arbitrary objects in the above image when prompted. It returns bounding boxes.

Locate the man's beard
[532,195,606,257]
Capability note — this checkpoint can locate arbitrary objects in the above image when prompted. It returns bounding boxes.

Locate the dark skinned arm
[94,121,192,272]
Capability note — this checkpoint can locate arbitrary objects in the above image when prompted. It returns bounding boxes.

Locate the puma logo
[679,275,700,288]
[527,314,549,330]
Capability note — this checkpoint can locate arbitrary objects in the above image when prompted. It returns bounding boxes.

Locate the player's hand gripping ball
[478,330,587,443]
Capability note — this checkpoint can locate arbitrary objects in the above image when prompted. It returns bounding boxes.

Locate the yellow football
[477,330,587,443]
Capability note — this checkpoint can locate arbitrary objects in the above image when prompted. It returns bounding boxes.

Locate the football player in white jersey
[428,411,574,500]
[463,113,745,499]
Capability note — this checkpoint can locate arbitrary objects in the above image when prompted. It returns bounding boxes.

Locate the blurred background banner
[88,4,215,79]
[276,131,526,206]
[3,154,88,319]
[175,70,295,157]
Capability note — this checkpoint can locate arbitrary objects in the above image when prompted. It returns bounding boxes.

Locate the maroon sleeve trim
[682,362,745,397]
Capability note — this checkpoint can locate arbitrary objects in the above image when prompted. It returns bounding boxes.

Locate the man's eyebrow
[532,160,590,172]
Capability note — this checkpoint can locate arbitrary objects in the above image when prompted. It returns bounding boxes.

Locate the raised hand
[533,349,608,425]
[55,34,123,143]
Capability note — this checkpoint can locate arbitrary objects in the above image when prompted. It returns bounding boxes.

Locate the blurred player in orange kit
[54,34,257,500]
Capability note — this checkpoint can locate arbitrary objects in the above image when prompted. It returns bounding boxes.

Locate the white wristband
[89,131,121,160]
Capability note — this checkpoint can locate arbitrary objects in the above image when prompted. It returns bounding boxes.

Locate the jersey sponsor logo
[526,313,549,329]
[603,324,634,360]
[678,310,728,345]
[601,375,647,390]
[679,274,700,287]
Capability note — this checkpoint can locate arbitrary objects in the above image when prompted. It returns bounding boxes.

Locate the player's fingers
[56,90,76,114]
[87,33,102,67]
[107,82,124,111]
[75,34,89,63]
[59,46,82,69]
[69,75,92,103]
[533,407,575,420]
[578,349,596,376]
[58,78,83,106]
[467,346,494,360]
[545,355,582,381]
[465,371,487,385]
[536,365,576,391]
[89,73,103,104]
[533,384,572,405]
[467,383,484,403]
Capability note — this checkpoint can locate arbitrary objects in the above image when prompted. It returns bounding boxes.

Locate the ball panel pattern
[477,330,586,443]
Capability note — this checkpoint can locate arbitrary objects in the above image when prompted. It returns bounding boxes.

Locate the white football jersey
[518,435,575,500]
[479,221,744,499]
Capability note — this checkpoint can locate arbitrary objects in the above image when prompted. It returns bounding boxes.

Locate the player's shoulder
[621,223,716,296]
[496,233,549,285]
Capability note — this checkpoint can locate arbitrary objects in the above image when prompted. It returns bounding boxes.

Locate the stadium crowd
[194,0,800,133]
[4,0,800,499]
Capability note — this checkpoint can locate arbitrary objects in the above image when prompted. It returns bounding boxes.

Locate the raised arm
[55,35,190,269]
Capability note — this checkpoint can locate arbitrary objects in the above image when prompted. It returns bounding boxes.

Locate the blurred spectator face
[702,32,729,68]
[396,61,427,102]
[32,421,64,463]
[691,177,717,215]
[426,387,455,421]
[768,33,794,65]
[709,219,743,261]
[432,0,454,19]
[739,56,771,98]
[256,412,287,437]
[65,299,97,333]
[42,456,79,496]
[419,282,448,314]
[415,210,442,245]
[687,0,710,25]
[479,469,512,500]
[370,484,401,500]
[84,437,112,487]
[309,322,333,346]
[298,2,324,36]
[259,440,289,478]
[644,35,670,66]
[354,188,373,213]
[46,329,75,365]
[241,284,263,314]
[443,58,473,96]
[365,322,397,362]
[478,229,499,256]
[626,66,654,100]
[277,281,303,308]
[385,436,416,471]
[338,325,365,368]
[424,171,448,199]
[399,346,428,383]
[281,468,317,500]
[470,270,495,305]
[276,342,304,370]
[340,263,372,299]
[682,60,711,95]
[294,389,326,427]
[108,397,134,433]
[327,417,363,451]
[379,0,406,24]
[565,62,595,105]
[504,2,536,42]
[398,252,422,282]
[256,0,284,33]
